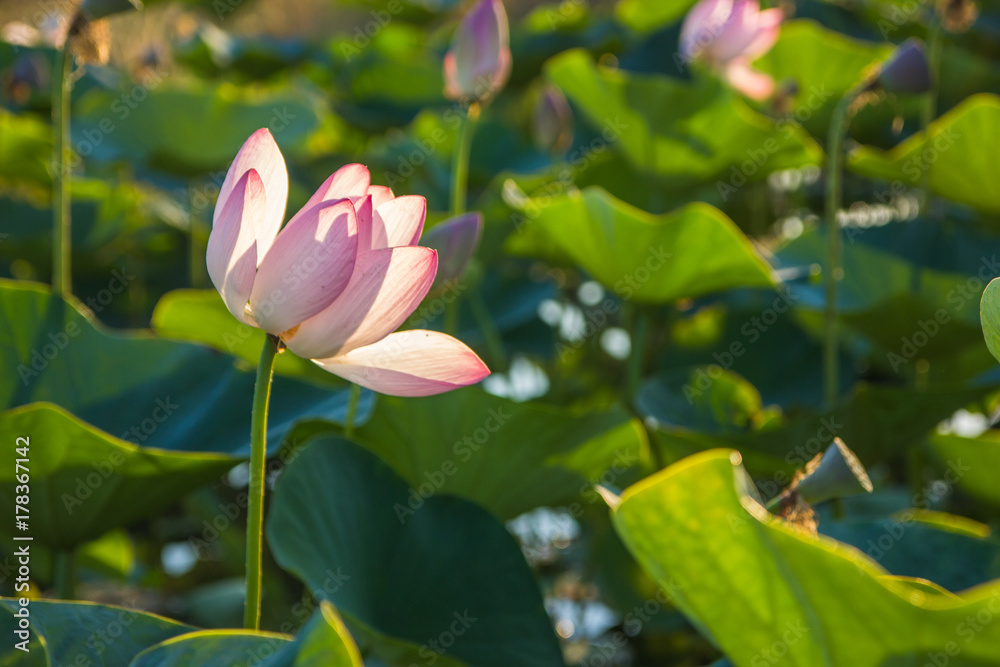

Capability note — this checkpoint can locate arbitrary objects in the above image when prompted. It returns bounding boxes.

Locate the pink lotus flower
[680,0,782,100]
[206,129,490,396]
[444,0,511,103]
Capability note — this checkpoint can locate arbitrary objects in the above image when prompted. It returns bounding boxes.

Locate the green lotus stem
[921,20,942,134]
[53,549,74,599]
[823,82,867,408]
[450,103,499,367]
[244,335,278,630]
[920,20,942,201]
[450,103,479,216]
[444,300,459,335]
[52,48,73,297]
[626,309,650,399]
[468,288,506,370]
[188,185,207,288]
[344,383,361,438]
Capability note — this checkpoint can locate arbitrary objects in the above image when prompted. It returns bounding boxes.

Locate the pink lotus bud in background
[680,0,782,100]
[532,84,573,154]
[877,38,932,95]
[421,212,483,292]
[444,0,511,103]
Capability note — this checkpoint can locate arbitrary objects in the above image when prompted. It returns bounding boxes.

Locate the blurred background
[3,0,1000,665]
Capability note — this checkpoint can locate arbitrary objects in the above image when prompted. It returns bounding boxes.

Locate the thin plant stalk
[469,288,507,369]
[450,103,480,216]
[823,82,867,407]
[449,102,503,368]
[344,383,361,438]
[920,19,943,204]
[188,185,208,288]
[53,549,74,599]
[921,20,943,134]
[52,47,73,296]
[244,335,279,630]
[626,309,650,400]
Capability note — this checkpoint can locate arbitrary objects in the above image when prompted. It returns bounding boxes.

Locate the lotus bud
[793,438,873,506]
[532,84,573,154]
[443,0,511,103]
[421,212,483,291]
[877,39,932,95]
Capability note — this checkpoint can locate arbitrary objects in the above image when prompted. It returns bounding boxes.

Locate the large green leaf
[0,598,194,666]
[545,49,822,183]
[266,437,564,667]
[130,631,293,667]
[612,449,1000,667]
[0,280,366,457]
[505,187,777,303]
[981,277,1000,364]
[0,404,234,547]
[849,94,1000,214]
[131,601,363,666]
[73,83,319,175]
[354,388,646,520]
[130,601,364,667]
